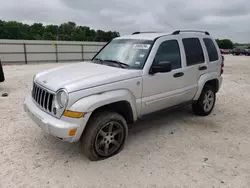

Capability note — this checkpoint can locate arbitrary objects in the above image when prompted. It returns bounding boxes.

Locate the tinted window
[203,38,219,61]
[183,38,204,66]
[153,40,181,70]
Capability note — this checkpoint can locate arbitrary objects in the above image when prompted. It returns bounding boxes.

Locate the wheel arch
[68,89,138,122]
[88,100,134,124]
[205,79,219,93]
[194,72,220,101]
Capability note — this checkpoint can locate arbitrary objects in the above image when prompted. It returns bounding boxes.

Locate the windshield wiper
[103,60,130,69]
[93,58,104,64]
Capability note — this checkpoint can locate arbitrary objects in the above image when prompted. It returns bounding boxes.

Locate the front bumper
[23,95,87,142]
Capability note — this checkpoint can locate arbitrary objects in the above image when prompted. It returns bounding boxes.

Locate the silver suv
[24,30,224,161]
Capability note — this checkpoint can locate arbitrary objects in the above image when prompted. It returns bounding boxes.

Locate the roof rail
[132,31,161,35]
[172,30,210,35]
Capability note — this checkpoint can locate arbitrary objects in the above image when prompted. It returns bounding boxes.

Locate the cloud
[0,0,249,43]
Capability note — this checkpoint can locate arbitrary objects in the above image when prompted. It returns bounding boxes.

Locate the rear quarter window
[203,38,219,62]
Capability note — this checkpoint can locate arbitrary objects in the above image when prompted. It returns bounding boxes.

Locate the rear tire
[192,85,216,116]
[81,111,128,161]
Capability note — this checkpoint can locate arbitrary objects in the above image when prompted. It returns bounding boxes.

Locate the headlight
[56,89,68,108]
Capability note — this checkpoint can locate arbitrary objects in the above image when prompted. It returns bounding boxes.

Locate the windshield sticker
[139,54,145,58]
[135,61,141,65]
[133,44,151,50]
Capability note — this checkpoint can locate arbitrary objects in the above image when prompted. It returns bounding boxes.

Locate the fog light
[69,128,77,136]
[53,108,57,115]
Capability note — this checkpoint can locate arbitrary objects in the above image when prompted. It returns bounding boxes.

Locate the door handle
[173,72,184,78]
[198,66,207,70]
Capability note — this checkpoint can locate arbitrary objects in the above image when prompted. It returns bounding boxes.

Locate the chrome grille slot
[34,85,38,100]
[48,94,53,112]
[37,87,41,102]
[44,92,49,110]
[40,90,45,106]
[32,83,54,113]
[37,88,42,105]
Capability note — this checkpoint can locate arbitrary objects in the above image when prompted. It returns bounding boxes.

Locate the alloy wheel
[203,90,215,112]
[94,121,125,156]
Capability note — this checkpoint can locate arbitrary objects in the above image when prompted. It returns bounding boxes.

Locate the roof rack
[132,31,161,35]
[172,30,210,35]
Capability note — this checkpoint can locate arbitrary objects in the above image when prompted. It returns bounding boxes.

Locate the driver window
[153,40,181,70]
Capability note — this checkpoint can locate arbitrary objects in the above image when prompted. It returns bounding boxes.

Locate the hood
[34,61,142,93]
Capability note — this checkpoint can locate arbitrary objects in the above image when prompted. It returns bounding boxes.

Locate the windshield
[93,39,153,69]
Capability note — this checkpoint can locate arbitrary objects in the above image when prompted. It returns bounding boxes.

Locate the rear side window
[182,38,204,66]
[153,40,181,70]
[203,38,219,62]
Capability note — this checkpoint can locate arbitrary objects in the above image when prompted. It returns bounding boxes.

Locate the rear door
[179,37,208,101]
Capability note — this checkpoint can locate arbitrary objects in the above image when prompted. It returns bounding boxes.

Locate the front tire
[192,85,216,116]
[81,112,128,161]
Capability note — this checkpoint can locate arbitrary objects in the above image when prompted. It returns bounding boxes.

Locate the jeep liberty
[24,30,224,161]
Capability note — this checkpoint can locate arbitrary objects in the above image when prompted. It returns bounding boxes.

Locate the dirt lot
[0,56,250,188]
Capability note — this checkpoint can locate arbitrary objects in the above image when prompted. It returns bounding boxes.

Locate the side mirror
[149,61,172,74]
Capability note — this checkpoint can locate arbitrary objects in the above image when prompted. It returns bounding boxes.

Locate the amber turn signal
[63,110,84,118]
[69,128,77,136]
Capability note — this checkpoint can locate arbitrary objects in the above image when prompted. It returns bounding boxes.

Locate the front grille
[32,83,54,113]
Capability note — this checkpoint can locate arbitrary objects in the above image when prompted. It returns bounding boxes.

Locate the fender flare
[193,72,220,101]
[68,89,138,121]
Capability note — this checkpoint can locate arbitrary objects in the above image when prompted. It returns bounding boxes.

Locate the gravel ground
[0,56,250,188]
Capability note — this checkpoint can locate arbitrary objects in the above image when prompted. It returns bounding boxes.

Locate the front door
[141,37,186,115]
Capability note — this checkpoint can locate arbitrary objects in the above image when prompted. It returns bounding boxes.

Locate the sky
[0,0,249,43]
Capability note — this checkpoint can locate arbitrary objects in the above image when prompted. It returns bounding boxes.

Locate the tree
[216,39,234,49]
[0,20,120,42]
[30,23,44,39]
[45,25,58,35]
[43,32,55,40]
